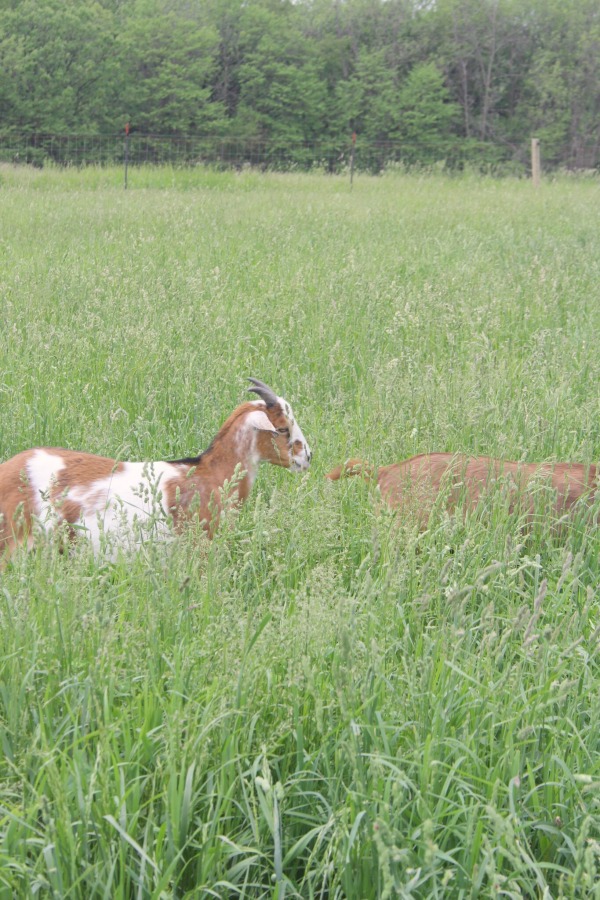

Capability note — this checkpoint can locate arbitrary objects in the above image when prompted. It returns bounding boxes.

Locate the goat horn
[248,377,279,408]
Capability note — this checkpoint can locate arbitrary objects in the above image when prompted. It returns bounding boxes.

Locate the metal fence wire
[0,131,598,173]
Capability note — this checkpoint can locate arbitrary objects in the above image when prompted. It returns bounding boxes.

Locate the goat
[327,454,598,529]
[0,379,312,561]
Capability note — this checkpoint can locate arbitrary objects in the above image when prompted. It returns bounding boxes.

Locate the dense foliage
[0,0,598,171]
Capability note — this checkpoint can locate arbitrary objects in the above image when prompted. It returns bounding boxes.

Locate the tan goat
[327,453,598,528]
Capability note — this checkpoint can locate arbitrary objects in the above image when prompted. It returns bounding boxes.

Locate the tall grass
[1,164,599,898]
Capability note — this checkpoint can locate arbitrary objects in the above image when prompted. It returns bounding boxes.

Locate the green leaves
[117,0,224,135]
[0,0,597,170]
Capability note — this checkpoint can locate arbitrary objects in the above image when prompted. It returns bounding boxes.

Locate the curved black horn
[248,377,279,408]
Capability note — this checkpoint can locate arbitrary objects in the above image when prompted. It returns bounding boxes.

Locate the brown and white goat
[0,379,312,561]
[327,454,598,528]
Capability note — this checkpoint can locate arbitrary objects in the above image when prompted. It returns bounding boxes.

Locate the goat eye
[277,427,290,437]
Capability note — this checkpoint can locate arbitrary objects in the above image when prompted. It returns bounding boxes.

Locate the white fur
[27,450,66,525]
[235,412,271,486]
[70,461,178,551]
[276,394,311,472]
[245,409,278,433]
[27,451,179,553]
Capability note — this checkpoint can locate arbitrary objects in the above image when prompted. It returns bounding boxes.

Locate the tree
[335,49,398,141]
[116,0,224,135]
[233,2,329,164]
[0,0,117,132]
[514,0,600,168]
[397,63,460,164]
[0,0,597,170]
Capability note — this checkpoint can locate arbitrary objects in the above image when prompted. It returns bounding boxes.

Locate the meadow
[0,163,599,898]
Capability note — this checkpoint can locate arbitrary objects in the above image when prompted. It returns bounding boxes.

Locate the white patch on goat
[237,410,272,484]
[27,450,66,525]
[68,461,178,551]
[277,395,311,472]
[26,450,179,553]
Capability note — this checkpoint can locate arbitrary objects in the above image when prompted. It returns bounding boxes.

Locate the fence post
[124,122,130,189]
[531,138,541,187]
[350,132,356,189]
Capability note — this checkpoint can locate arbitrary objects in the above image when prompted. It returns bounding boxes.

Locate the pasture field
[0,164,600,898]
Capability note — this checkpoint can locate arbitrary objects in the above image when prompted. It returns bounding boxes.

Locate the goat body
[0,380,311,560]
[327,453,598,528]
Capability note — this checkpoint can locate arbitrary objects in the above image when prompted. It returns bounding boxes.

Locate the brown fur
[164,402,295,536]
[0,450,37,556]
[327,453,598,529]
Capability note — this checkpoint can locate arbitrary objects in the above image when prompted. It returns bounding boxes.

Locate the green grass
[1,163,600,898]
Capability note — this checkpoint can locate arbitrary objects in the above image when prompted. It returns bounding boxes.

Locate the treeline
[0,0,598,172]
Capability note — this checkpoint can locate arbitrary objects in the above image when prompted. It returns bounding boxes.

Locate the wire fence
[0,131,456,172]
[0,131,598,173]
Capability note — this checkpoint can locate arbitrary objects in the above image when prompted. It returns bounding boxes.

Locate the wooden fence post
[350,132,356,189]
[124,122,130,189]
[531,138,541,187]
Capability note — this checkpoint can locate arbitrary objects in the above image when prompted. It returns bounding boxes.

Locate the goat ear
[246,409,278,434]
